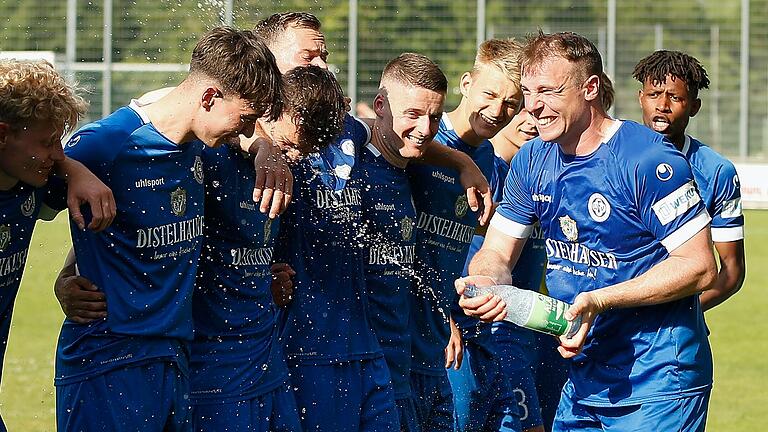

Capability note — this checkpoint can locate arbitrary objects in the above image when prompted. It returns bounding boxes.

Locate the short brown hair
[282,65,346,154]
[190,27,283,121]
[253,12,322,47]
[521,31,603,86]
[473,38,523,85]
[600,72,615,111]
[380,53,448,93]
[0,60,88,135]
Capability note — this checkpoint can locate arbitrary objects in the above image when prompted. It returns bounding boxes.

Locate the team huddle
[0,10,745,432]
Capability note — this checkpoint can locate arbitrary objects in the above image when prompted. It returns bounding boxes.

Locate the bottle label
[525,293,571,336]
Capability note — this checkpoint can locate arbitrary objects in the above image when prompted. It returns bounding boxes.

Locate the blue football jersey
[407,113,495,374]
[359,142,417,399]
[275,115,382,364]
[492,120,713,406]
[0,184,47,385]
[683,135,744,242]
[56,102,204,384]
[189,145,287,403]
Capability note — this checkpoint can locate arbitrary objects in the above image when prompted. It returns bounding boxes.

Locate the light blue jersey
[493,120,712,406]
[682,135,744,242]
[56,102,204,384]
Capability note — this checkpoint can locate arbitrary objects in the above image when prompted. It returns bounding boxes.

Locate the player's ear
[201,87,222,111]
[583,74,600,101]
[459,72,473,98]
[373,92,386,118]
[690,98,702,118]
[0,122,9,149]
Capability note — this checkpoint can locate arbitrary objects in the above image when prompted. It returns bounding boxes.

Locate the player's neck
[668,133,686,151]
[0,170,19,191]
[490,135,518,164]
[448,105,484,147]
[141,87,198,145]
[562,109,614,156]
[371,121,409,169]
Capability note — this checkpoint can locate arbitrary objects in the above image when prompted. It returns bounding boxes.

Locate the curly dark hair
[282,65,346,154]
[633,50,709,98]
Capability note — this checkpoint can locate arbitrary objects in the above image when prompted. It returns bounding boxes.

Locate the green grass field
[0,211,765,430]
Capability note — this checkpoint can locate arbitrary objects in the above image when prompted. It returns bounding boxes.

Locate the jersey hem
[285,351,383,366]
[189,373,289,405]
[54,354,181,386]
[571,383,712,407]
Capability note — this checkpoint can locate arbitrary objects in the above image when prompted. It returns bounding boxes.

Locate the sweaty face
[202,93,259,148]
[272,26,329,73]
[639,75,699,148]
[0,120,65,188]
[269,114,304,163]
[521,57,589,146]
[462,64,521,140]
[377,82,444,159]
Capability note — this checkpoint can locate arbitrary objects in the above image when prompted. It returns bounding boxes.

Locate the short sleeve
[635,145,710,252]
[64,127,125,181]
[710,161,744,242]
[491,145,537,238]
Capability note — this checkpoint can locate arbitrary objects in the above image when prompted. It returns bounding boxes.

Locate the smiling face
[639,74,700,149]
[375,81,445,159]
[271,26,329,73]
[503,109,539,151]
[0,119,65,188]
[461,64,521,140]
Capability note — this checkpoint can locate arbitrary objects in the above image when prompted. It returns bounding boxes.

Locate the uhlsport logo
[0,225,10,251]
[588,193,610,222]
[170,187,187,217]
[21,193,35,217]
[401,215,414,241]
[263,218,273,244]
[655,163,674,181]
[193,156,204,185]
[559,215,578,242]
[455,195,469,218]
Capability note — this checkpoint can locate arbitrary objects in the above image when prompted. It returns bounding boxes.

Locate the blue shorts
[289,357,398,431]
[56,360,190,432]
[494,327,544,430]
[554,387,710,432]
[410,370,454,432]
[532,333,568,431]
[396,396,421,432]
[191,382,301,431]
[449,335,521,432]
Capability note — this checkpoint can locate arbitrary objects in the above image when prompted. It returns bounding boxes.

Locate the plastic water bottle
[463,284,581,338]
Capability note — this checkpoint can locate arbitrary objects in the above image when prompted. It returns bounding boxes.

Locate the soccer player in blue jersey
[407,38,523,432]
[54,27,283,432]
[0,59,115,432]
[634,50,745,312]
[359,53,448,432]
[457,31,718,432]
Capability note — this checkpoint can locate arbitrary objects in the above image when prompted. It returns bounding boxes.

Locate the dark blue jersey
[407,113,495,374]
[683,136,744,242]
[189,145,287,403]
[359,143,417,399]
[493,120,713,406]
[56,103,204,384]
[275,115,382,364]
[0,184,47,385]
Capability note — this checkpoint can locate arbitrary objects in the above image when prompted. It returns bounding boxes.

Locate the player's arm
[270,262,296,307]
[699,239,745,311]
[444,315,463,370]
[54,248,107,323]
[51,157,116,232]
[240,125,293,219]
[417,141,493,225]
[559,223,717,359]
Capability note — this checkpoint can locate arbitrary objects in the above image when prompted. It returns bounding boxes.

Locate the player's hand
[458,162,492,226]
[455,275,506,322]
[55,275,107,324]
[248,136,294,219]
[64,159,116,231]
[556,291,603,359]
[445,318,464,370]
[270,263,296,307]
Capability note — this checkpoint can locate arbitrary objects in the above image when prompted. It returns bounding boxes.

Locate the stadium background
[0,0,765,430]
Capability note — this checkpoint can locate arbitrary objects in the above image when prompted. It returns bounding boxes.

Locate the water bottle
[463,284,581,338]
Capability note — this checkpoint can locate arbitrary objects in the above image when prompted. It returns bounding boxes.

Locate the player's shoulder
[686,136,738,178]
[611,120,683,170]
[67,105,144,148]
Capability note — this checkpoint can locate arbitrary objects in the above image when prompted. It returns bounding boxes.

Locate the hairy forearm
[417,141,473,170]
[467,248,514,285]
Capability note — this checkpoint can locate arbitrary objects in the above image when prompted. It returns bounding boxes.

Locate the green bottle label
[524,293,571,336]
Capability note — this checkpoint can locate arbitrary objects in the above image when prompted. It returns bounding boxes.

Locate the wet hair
[253,12,322,47]
[473,38,523,86]
[632,50,709,98]
[521,31,603,86]
[380,53,448,93]
[0,60,88,135]
[190,26,283,121]
[282,65,346,154]
[601,72,615,111]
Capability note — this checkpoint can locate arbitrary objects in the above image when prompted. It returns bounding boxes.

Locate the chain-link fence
[1,0,766,160]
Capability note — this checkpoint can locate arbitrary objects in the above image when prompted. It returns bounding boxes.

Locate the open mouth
[651,116,671,132]
[537,116,556,127]
[478,112,503,128]
[406,134,429,146]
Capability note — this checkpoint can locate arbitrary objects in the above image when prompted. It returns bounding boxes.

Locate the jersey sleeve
[709,161,744,242]
[491,145,536,239]
[634,144,711,252]
[63,126,126,181]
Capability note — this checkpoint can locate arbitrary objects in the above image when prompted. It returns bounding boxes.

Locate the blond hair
[0,60,88,134]
[473,38,523,86]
